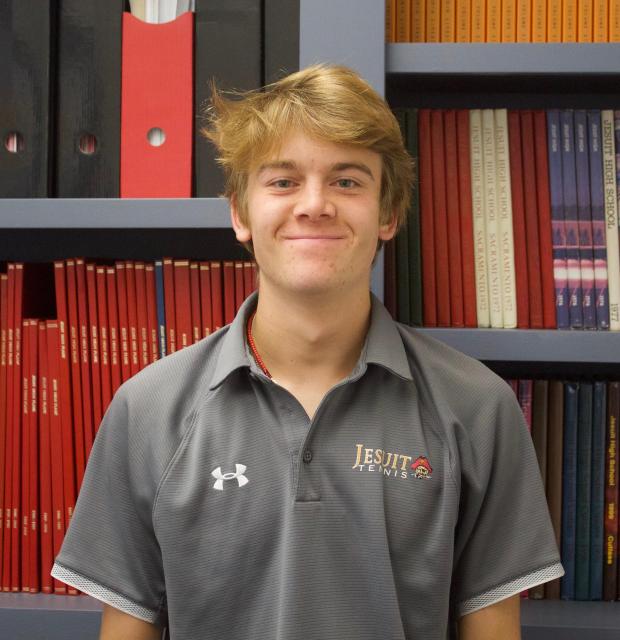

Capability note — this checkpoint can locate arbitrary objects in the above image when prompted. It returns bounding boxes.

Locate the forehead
[251,131,382,177]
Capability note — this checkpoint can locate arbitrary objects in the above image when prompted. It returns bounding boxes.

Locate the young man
[52,64,563,640]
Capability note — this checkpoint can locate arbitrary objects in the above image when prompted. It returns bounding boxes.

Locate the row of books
[1,0,263,198]
[384,108,620,330]
[386,0,620,43]
[0,258,256,593]
[507,378,620,601]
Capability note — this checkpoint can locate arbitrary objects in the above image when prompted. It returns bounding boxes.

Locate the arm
[458,594,521,640]
[99,604,163,640]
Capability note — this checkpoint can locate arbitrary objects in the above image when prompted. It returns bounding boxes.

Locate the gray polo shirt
[52,292,563,640]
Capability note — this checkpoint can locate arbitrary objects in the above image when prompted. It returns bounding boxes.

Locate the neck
[250,285,372,387]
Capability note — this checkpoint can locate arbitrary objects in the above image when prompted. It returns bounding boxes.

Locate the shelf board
[521,599,620,640]
[416,328,620,364]
[0,198,231,229]
[387,43,620,76]
[0,594,102,639]
[0,595,619,640]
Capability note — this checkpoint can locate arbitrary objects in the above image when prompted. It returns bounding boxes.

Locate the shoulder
[119,327,229,413]
[396,323,512,406]
[395,323,521,452]
[97,328,232,481]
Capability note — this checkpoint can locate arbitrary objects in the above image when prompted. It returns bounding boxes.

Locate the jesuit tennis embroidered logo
[211,464,249,491]
[351,444,433,481]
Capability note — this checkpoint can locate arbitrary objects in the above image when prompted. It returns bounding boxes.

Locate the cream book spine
[601,110,620,329]
[482,108,504,328]
[470,109,490,327]
[494,109,517,328]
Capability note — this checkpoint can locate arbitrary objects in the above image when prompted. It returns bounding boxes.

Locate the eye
[335,178,358,189]
[271,179,295,189]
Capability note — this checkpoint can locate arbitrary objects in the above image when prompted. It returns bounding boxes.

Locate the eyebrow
[257,160,376,181]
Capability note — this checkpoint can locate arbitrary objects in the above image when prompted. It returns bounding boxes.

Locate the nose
[292,182,336,220]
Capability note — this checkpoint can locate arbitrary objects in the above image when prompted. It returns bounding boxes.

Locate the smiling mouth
[283,236,344,240]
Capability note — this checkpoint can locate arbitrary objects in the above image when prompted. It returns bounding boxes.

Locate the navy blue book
[574,110,596,329]
[575,382,593,600]
[561,382,579,600]
[560,110,583,329]
[590,381,607,600]
[155,260,167,358]
[587,110,610,329]
[547,110,570,329]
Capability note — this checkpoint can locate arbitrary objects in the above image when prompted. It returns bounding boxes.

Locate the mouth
[283,236,345,241]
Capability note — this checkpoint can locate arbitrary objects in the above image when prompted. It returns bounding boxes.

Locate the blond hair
[201,64,414,242]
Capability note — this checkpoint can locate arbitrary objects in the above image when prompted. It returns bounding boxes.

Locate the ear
[378,212,398,242]
[230,194,252,243]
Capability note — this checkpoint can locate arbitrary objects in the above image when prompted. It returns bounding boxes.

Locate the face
[230,131,397,299]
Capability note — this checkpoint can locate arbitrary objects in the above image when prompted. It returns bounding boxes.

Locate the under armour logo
[211,464,249,491]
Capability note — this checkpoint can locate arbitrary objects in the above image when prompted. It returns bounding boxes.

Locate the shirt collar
[208,291,412,390]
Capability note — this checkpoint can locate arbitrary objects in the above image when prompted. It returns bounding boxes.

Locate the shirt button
[302,449,313,464]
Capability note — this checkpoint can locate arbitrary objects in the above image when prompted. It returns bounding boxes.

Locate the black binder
[0,1,53,197]
[53,0,124,197]
[264,0,299,84]
[194,0,262,197]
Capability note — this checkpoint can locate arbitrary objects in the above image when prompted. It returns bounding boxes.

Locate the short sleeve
[451,380,564,617]
[51,386,167,624]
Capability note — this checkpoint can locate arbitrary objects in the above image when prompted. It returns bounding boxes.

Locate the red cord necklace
[247,311,272,379]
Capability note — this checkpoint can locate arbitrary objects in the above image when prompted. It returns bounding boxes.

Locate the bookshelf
[0,1,619,638]
[306,1,619,638]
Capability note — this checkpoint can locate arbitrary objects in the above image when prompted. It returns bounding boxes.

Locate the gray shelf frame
[387,43,620,76]
[417,328,620,364]
[0,197,231,228]
[0,594,619,639]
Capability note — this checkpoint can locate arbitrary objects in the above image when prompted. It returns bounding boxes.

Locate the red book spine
[234,262,245,313]
[251,263,258,292]
[517,379,534,432]
[134,263,150,368]
[38,323,53,594]
[75,260,94,460]
[223,261,236,325]
[189,262,201,345]
[27,320,39,592]
[520,111,545,328]
[53,262,76,538]
[508,110,531,328]
[96,267,112,416]
[533,110,558,329]
[11,264,24,592]
[210,262,224,331]
[199,262,212,338]
[114,262,131,383]
[173,260,192,349]
[124,261,140,377]
[85,265,103,433]
[21,320,30,593]
[0,274,8,586]
[418,110,437,326]
[144,264,159,363]
[163,259,176,353]
[106,267,122,396]
[46,322,67,595]
[243,262,254,299]
[456,110,477,327]
[431,110,451,326]
[65,261,85,490]
[3,266,16,591]
[443,110,464,327]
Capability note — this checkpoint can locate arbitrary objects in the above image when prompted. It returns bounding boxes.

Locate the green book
[394,109,410,325]
[406,108,422,326]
